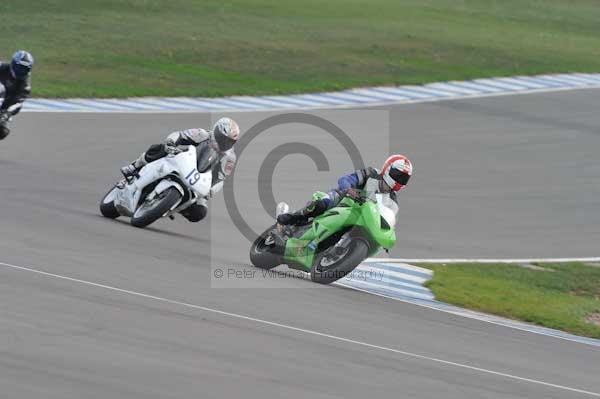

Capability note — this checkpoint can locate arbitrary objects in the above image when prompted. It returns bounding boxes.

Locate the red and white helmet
[381,154,413,192]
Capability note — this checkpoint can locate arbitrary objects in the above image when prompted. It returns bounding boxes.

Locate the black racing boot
[276,199,328,225]
[276,211,308,225]
[120,156,147,181]
[120,163,141,181]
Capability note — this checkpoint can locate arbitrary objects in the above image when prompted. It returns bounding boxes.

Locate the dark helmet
[10,50,34,79]
[211,117,240,152]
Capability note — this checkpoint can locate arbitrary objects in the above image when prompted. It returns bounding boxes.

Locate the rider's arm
[337,167,379,190]
[314,168,377,210]
[0,71,31,117]
[165,128,210,146]
[322,167,379,209]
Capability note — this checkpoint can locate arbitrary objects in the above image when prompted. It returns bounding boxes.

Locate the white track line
[338,278,600,348]
[0,260,598,397]
[360,258,600,347]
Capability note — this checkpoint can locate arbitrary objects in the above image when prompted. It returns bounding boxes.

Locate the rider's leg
[277,198,329,225]
[121,143,166,178]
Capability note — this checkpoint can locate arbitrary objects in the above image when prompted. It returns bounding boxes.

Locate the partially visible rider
[0,50,34,140]
[277,155,413,225]
[120,117,240,222]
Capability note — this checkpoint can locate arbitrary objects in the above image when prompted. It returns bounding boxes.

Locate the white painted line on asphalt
[475,78,529,90]
[337,270,600,348]
[62,99,128,110]
[431,82,483,94]
[228,96,297,108]
[375,262,433,275]
[445,80,504,93]
[124,98,191,110]
[541,75,589,86]
[319,91,382,103]
[356,258,600,347]
[264,95,325,107]
[1,260,599,396]
[348,88,412,101]
[365,266,429,284]
[572,73,600,83]
[337,279,435,301]
[520,76,570,87]
[297,93,351,104]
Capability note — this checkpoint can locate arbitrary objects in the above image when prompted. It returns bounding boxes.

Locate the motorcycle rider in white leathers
[120,117,240,222]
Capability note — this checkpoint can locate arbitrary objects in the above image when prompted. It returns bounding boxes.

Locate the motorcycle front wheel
[311,239,368,284]
[131,187,182,228]
[249,225,282,269]
[100,186,120,219]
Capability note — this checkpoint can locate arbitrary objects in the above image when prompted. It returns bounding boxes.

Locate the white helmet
[212,117,240,151]
[381,154,413,192]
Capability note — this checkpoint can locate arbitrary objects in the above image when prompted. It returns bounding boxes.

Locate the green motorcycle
[249,190,397,284]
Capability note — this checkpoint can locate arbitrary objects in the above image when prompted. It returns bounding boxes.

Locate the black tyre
[250,225,282,269]
[311,239,369,284]
[0,124,10,140]
[100,186,120,219]
[130,187,182,228]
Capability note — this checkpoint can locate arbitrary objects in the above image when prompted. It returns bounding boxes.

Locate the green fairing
[284,194,396,271]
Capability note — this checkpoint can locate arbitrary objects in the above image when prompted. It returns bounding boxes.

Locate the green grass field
[2,0,600,98]
[417,262,600,338]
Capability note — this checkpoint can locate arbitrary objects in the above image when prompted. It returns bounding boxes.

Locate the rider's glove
[164,142,180,155]
[344,188,362,200]
[365,166,379,179]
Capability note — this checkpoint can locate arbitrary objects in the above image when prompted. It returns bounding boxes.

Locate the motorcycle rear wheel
[131,187,182,228]
[311,239,368,284]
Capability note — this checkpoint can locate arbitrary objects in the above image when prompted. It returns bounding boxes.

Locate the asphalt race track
[1,89,599,398]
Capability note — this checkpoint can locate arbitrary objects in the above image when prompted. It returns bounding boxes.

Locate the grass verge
[1,0,600,98]
[416,262,600,339]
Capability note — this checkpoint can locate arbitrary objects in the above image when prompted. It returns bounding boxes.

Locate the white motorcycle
[100,145,214,228]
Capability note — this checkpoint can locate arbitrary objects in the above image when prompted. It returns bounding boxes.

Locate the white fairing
[112,146,212,216]
[376,193,398,227]
[154,179,185,196]
[364,179,398,227]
